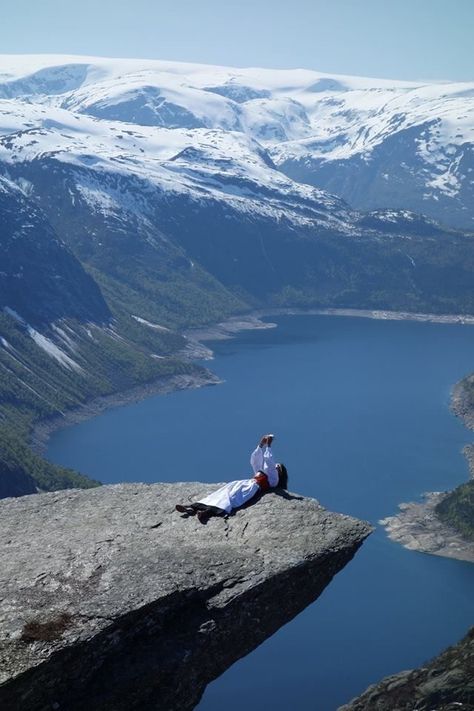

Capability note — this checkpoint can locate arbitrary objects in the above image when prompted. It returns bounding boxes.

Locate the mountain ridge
[1,54,472,228]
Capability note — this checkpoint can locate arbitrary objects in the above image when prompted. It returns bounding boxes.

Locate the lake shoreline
[380,375,474,564]
[254,306,474,326]
[30,315,275,457]
[30,371,222,457]
[34,306,474,486]
[183,308,474,347]
[211,310,474,565]
[379,491,474,564]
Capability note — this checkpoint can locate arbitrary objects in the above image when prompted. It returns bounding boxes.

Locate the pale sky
[1,0,473,81]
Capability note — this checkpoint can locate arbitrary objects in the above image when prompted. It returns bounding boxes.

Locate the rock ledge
[0,483,371,711]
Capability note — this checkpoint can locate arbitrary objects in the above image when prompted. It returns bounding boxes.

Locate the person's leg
[175,503,197,515]
[197,508,211,524]
[176,502,225,521]
[195,503,225,523]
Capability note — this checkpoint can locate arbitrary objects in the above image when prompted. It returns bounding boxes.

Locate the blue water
[47,315,474,710]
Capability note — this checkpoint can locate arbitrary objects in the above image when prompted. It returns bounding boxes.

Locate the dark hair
[277,463,288,490]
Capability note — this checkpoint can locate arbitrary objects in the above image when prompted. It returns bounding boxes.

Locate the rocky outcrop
[380,370,474,561]
[379,492,474,563]
[452,375,474,432]
[0,483,371,711]
[338,627,474,711]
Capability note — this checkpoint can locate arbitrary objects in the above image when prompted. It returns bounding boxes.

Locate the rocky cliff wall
[338,627,474,711]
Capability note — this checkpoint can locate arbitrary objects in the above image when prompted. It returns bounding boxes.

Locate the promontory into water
[0,482,372,711]
[380,370,474,563]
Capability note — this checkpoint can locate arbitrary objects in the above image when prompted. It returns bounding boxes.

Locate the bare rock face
[0,483,372,711]
[338,627,474,711]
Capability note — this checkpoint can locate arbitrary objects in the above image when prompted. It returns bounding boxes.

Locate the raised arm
[250,443,264,474]
[250,435,278,486]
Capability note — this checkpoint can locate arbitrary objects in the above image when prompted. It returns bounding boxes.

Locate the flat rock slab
[0,483,372,711]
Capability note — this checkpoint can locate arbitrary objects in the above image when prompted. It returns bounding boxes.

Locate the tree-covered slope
[435,373,474,540]
[0,176,110,326]
[7,156,474,320]
[436,480,474,540]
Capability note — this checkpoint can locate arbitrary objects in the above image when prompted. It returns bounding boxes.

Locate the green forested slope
[436,480,474,540]
[435,373,474,540]
[0,309,209,495]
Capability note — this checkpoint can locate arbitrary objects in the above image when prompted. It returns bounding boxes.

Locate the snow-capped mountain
[0,53,473,316]
[0,54,473,325]
[1,56,474,495]
[0,55,472,228]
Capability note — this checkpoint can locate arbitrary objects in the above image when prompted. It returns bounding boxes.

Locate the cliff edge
[0,482,371,711]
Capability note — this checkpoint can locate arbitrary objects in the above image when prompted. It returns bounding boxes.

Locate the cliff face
[0,175,111,327]
[0,483,372,711]
[338,627,474,711]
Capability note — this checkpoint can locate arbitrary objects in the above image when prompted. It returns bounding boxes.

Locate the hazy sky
[1,0,473,81]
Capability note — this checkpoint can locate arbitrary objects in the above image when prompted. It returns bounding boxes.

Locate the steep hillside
[0,175,110,326]
[339,627,474,711]
[0,175,215,495]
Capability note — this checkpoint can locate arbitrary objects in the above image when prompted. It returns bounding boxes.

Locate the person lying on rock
[175,434,288,524]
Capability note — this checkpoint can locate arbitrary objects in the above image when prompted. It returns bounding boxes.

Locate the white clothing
[196,444,279,514]
[250,444,279,487]
[197,477,259,514]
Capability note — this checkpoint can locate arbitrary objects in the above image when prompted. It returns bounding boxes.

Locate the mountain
[0,55,472,228]
[1,56,473,318]
[0,55,474,495]
[0,175,110,326]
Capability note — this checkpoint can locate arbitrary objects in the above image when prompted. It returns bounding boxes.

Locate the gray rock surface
[338,627,474,711]
[379,492,474,563]
[0,482,371,711]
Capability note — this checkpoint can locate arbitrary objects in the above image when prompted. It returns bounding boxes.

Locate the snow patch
[76,182,118,214]
[51,324,78,351]
[3,306,83,372]
[28,328,83,372]
[132,315,170,331]
[0,336,12,350]
[4,306,26,324]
